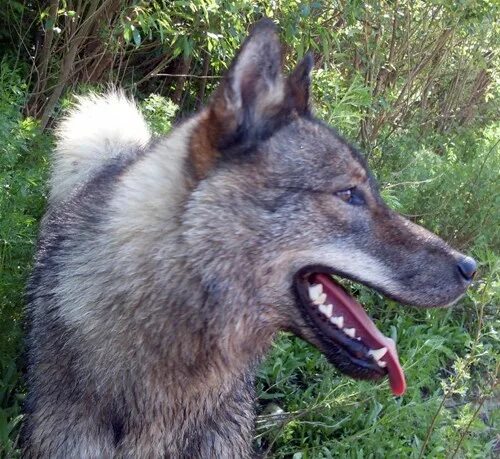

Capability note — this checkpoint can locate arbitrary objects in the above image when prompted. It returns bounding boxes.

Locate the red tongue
[314,274,406,396]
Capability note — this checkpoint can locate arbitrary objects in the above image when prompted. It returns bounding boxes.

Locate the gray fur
[22,20,472,457]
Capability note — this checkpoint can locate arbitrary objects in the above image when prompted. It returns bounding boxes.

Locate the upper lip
[295,262,467,309]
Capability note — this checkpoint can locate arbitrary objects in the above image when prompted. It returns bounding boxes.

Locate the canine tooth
[313,293,327,305]
[343,327,356,338]
[330,316,344,328]
[318,303,333,317]
[378,361,387,368]
[308,284,323,300]
[368,347,388,361]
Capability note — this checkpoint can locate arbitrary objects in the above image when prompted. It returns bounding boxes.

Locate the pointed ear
[287,52,314,115]
[188,19,286,180]
[221,19,284,120]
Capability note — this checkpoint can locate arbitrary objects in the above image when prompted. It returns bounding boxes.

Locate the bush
[0,59,51,456]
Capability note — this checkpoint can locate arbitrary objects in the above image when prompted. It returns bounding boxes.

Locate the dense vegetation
[0,1,498,457]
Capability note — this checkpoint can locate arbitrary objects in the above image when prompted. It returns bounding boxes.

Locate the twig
[383,175,443,189]
[418,391,450,459]
[39,0,104,129]
[132,53,175,87]
[449,361,498,458]
[448,397,486,458]
[155,73,222,79]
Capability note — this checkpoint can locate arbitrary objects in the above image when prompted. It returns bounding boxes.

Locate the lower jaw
[298,305,387,381]
[293,269,406,395]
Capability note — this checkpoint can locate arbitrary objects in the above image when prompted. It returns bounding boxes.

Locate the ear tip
[250,18,278,36]
[303,52,314,70]
[291,52,314,79]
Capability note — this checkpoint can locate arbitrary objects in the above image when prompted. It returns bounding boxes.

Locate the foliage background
[0,0,498,457]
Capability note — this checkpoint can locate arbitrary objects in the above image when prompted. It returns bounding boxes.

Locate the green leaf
[132,27,141,47]
[123,25,131,43]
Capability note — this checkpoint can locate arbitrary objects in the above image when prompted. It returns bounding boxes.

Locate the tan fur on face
[188,109,224,180]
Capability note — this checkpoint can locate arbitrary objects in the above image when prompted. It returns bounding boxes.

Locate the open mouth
[294,267,406,396]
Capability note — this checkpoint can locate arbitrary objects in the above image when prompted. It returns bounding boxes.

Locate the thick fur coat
[22,20,475,457]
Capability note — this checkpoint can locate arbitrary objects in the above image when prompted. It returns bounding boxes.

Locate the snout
[365,211,479,307]
[457,256,477,282]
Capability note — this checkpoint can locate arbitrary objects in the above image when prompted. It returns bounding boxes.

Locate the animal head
[182,19,476,395]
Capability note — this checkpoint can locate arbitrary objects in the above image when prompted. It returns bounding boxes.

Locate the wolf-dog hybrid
[22,19,477,457]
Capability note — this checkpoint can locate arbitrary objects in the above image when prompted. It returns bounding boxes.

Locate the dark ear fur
[188,19,286,179]
[188,20,311,180]
[287,52,314,115]
[210,19,285,151]
[223,20,283,114]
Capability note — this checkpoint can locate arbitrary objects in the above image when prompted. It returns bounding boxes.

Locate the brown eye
[336,189,352,202]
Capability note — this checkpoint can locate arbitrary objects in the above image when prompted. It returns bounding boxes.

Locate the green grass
[0,61,51,456]
[0,67,498,457]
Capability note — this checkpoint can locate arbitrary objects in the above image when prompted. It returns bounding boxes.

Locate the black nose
[457,257,477,282]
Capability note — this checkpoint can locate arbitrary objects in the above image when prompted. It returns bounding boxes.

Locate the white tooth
[378,361,387,368]
[308,284,323,300]
[318,303,333,318]
[368,347,388,361]
[313,293,327,305]
[330,315,344,328]
[343,327,356,338]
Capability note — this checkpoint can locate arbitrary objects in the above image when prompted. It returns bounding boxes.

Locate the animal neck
[117,267,270,457]
[149,264,275,382]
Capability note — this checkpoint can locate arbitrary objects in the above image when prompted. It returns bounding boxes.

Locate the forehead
[261,117,369,189]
